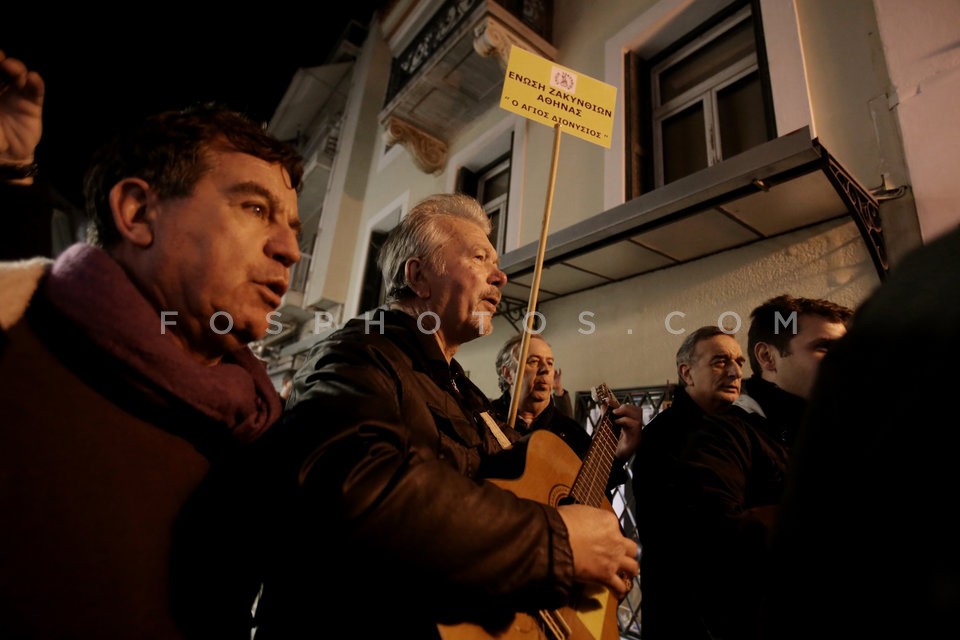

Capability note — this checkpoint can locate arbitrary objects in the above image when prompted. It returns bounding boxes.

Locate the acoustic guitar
[438,384,624,640]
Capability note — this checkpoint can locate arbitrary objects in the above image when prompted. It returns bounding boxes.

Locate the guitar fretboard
[570,386,619,508]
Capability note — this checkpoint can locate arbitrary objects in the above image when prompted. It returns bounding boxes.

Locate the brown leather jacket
[253,308,576,639]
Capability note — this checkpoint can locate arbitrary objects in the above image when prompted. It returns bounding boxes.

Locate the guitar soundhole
[548,485,572,507]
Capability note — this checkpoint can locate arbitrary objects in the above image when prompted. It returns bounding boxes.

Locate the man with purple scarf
[0,51,302,638]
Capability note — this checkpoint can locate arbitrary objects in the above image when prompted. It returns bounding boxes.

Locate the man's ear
[678,363,694,386]
[109,178,156,247]
[754,342,778,373]
[404,257,430,299]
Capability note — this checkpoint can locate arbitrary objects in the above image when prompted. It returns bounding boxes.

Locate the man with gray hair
[633,313,824,639]
[491,332,642,469]
[491,333,593,458]
[631,325,750,640]
[253,193,639,639]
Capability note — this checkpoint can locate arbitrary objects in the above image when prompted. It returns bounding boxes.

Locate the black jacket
[490,390,593,459]
[0,181,53,260]
[252,308,577,639]
[734,375,807,447]
[490,391,632,492]
[632,386,789,640]
[763,227,960,640]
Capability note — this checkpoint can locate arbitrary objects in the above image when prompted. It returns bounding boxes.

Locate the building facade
[260,0,958,398]
[256,0,959,633]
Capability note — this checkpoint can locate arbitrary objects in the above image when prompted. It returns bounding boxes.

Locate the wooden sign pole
[507,123,562,429]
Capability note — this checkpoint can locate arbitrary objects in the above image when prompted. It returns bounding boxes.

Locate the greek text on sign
[500,45,617,148]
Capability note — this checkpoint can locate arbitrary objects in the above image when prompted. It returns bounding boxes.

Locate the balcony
[379,0,555,173]
[496,126,888,321]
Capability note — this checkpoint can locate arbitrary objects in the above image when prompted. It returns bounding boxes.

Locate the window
[478,155,511,254]
[356,205,402,316]
[457,151,512,253]
[626,1,774,195]
[357,230,389,314]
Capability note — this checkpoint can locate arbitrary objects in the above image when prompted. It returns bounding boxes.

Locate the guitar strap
[479,411,513,450]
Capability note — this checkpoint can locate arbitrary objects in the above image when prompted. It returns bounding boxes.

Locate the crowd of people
[631,296,853,639]
[3,46,958,640]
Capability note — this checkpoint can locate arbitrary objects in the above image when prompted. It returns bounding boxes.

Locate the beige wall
[304,23,394,309]
[794,0,928,265]
[872,0,960,243]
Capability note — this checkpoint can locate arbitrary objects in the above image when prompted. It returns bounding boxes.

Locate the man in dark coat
[490,332,642,481]
[0,58,303,637]
[491,332,593,458]
[762,226,960,640]
[252,194,640,639]
[633,325,782,640]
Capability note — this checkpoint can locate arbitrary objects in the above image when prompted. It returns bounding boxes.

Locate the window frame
[456,147,513,255]
[357,228,390,314]
[476,154,512,254]
[349,195,406,319]
[625,0,776,197]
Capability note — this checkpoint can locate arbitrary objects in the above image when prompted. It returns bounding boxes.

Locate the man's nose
[490,266,507,288]
[268,224,301,268]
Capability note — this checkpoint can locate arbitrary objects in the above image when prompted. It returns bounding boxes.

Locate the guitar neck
[569,404,619,508]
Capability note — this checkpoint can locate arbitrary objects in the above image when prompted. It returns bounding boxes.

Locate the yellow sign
[500,46,617,148]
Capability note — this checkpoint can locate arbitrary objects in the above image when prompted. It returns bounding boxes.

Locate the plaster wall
[872,0,960,242]
[304,23,394,308]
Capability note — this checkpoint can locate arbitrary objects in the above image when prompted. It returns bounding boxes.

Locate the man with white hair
[253,193,640,639]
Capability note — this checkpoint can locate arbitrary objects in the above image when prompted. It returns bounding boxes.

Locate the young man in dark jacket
[734,294,853,445]
[763,228,960,639]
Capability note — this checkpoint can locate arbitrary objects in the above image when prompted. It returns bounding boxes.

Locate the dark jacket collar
[738,375,806,444]
[372,307,488,415]
[490,390,558,435]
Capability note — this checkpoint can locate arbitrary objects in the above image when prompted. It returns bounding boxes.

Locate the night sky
[2,7,382,210]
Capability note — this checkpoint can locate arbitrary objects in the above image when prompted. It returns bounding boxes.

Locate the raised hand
[0,49,45,168]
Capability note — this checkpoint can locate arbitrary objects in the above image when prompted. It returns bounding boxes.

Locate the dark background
[2,7,382,211]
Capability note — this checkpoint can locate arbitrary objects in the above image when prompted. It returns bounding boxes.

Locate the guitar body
[438,430,620,640]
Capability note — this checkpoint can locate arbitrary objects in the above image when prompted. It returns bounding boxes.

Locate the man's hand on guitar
[558,503,639,600]
[593,384,643,466]
[612,403,644,462]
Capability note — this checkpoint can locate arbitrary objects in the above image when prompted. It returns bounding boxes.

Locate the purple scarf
[41,243,281,442]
